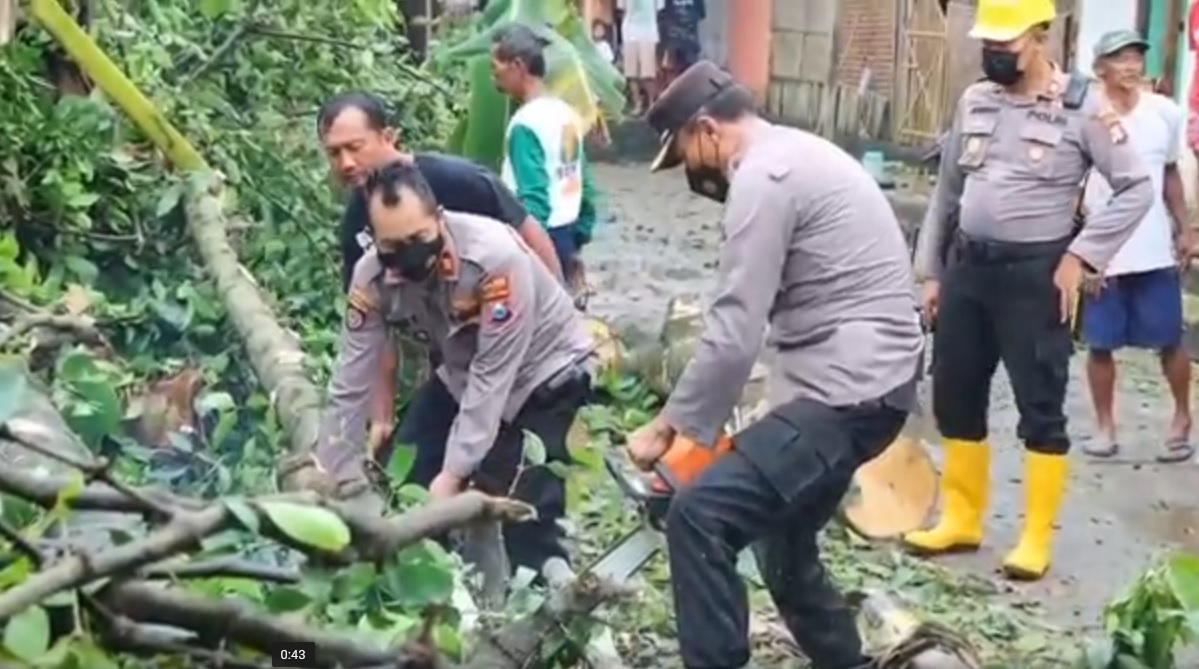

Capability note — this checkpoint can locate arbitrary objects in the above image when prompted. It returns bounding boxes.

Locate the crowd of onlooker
[589,0,706,115]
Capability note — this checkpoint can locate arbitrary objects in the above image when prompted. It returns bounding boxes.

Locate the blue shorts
[1081,267,1184,351]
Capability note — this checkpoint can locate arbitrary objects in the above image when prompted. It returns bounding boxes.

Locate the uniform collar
[437,225,459,280]
[728,118,774,173]
[990,63,1066,105]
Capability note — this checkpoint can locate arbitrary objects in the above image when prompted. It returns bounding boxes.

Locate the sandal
[1156,437,1195,463]
[1083,438,1120,458]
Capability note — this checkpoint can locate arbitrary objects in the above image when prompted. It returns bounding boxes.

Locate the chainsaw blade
[585,526,664,584]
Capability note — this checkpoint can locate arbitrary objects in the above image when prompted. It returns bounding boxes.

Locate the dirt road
[585,161,1195,637]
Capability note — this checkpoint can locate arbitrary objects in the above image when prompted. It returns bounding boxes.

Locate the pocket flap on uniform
[1020,123,1065,146]
[962,113,998,135]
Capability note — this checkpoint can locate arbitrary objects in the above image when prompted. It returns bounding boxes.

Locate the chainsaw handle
[603,449,675,500]
[651,461,679,492]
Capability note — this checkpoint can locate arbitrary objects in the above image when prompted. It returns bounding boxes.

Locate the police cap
[645,59,738,172]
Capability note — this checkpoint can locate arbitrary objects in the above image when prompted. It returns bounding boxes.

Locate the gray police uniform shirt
[663,121,925,447]
[316,211,593,482]
[914,73,1154,280]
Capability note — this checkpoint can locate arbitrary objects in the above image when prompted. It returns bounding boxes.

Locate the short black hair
[492,22,549,78]
[317,91,391,137]
[362,160,439,214]
[698,84,757,122]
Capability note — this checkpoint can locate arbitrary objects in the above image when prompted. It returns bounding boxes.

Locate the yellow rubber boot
[1002,451,1069,581]
[901,439,990,554]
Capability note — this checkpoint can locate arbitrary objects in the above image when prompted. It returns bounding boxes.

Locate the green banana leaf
[433,0,625,169]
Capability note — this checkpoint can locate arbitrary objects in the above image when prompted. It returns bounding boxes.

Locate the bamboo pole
[28,0,207,171]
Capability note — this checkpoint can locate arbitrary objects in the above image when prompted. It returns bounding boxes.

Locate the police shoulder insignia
[480,274,513,328]
[346,285,374,331]
[480,275,510,303]
[488,301,512,324]
[1096,106,1128,144]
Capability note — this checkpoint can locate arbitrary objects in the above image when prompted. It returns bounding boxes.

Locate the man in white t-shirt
[1081,30,1196,462]
[617,0,664,114]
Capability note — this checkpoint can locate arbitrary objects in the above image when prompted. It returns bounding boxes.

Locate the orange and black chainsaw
[584,420,938,585]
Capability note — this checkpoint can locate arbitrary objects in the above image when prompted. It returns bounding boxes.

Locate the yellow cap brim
[650,130,682,172]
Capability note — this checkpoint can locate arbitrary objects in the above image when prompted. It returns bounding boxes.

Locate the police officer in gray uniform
[316,161,594,573]
[906,2,1153,581]
[625,60,924,669]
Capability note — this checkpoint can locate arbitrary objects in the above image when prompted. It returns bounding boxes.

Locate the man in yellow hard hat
[908,0,1154,580]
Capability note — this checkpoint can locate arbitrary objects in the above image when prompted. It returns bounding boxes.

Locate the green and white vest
[501,96,585,229]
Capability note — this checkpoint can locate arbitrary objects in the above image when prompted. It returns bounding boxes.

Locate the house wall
[833,0,897,97]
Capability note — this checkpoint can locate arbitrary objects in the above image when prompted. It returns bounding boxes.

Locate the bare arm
[1164,164,1188,235]
[1163,101,1189,236]
[517,216,565,280]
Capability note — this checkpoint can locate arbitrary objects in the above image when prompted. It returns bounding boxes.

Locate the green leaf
[258,501,351,553]
[521,429,546,466]
[62,255,98,284]
[385,543,455,607]
[1166,553,1199,610]
[388,444,416,481]
[224,498,260,533]
[4,605,50,662]
[0,358,28,424]
[264,586,312,613]
[198,0,234,20]
[70,379,123,435]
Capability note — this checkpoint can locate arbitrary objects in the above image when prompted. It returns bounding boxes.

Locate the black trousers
[932,236,1072,453]
[392,370,588,572]
[666,394,907,669]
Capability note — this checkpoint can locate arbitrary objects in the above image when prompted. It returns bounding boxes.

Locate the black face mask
[377,235,445,282]
[685,167,729,203]
[981,47,1023,86]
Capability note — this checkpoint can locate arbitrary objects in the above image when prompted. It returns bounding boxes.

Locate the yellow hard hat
[970,0,1056,42]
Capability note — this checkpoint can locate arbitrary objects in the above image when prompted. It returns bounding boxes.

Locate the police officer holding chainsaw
[907,0,1152,581]
[315,161,594,575]
[626,60,924,669]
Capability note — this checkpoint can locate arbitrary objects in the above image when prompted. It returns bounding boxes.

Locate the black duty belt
[953,233,1071,264]
[528,363,591,406]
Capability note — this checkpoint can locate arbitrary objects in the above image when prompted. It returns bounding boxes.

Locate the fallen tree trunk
[182,175,325,466]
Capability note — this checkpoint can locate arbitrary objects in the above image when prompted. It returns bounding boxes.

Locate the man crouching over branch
[315,161,595,576]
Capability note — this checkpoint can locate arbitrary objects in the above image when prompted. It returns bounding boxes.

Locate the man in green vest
[491,22,600,302]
